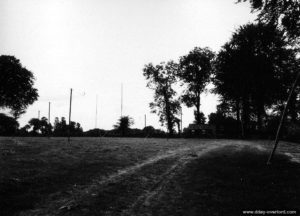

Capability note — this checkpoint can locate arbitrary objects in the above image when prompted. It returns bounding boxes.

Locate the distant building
[184,123,217,138]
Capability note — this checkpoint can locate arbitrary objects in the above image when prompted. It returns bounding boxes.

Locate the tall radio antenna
[95,95,98,128]
[121,83,123,117]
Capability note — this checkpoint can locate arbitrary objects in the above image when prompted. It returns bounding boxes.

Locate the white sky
[0,0,256,131]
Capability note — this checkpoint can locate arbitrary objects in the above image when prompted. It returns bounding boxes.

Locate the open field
[0,137,300,216]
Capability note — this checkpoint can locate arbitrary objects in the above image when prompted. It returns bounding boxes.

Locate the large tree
[238,0,300,43]
[0,55,38,118]
[53,117,83,136]
[143,61,181,135]
[28,118,42,134]
[114,116,134,136]
[178,47,215,124]
[213,23,297,136]
[238,0,300,123]
[0,113,19,135]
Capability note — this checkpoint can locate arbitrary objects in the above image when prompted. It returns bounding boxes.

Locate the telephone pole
[68,88,73,142]
[95,95,98,128]
[121,83,123,117]
[48,102,51,137]
[144,114,146,128]
[48,102,51,124]
[38,110,40,119]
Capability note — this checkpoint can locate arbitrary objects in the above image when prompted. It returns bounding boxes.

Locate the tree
[114,116,134,136]
[178,47,215,124]
[238,0,300,42]
[53,117,83,136]
[0,55,38,118]
[143,61,181,135]
[39,117,52,135]
[213,23,297,136]
[0,113,19,135]
[69,121,83,136]
[28,118,41,134]
[208,111,239,138]
[19,124,31,135]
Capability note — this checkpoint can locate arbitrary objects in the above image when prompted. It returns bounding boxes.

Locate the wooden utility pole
[68,88,73,143]
[38,110,40,119]
[48,102,51,124]
[95,95,98,128]
[121,83,123,117]
[48,102,51,137]
[267,72,300,165]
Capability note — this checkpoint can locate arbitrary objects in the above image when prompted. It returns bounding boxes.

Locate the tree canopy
[143,61,181,135]
[238,0,300,42]
[0,113,19,135]
[53,117,83,136]
[0,55,38,118]
[114,116,134,136]
[28,117,52,135]
[178,47,215,124]
[213,23,297,136]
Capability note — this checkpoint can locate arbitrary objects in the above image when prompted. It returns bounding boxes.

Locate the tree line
[143,0,300,139]
[1,0,299,140]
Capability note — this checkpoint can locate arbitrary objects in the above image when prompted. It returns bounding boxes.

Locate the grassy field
[0,137,299,216]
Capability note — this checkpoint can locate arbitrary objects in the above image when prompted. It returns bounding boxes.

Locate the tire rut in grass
[20,143,229,216]
[20,146,202,216]
[57,156,182,216]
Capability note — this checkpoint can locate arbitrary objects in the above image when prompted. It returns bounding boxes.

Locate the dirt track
[16,139,300,216]
[0,138,298,215]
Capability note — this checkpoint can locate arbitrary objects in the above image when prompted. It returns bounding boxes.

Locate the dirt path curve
[20,140,299,216]
[120,144,230,216]
[21,141,229,216]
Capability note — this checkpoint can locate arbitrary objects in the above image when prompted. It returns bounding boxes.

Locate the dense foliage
[213,23,298,137]
[178,47,215,124]
[0,55,38,118]
[113,116,134,136]
[0,113,19,135]
[143,61,181,135]
[238,0,300,43]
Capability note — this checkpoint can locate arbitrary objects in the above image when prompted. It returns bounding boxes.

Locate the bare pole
[267,71,300,165]
[95,95,98,128]
[144,114,146,128]
[121,83,123,117]
[181,107,183,134]
[68,88,73,143]
[48,102,51,137]
[48,102,51,124]
[38,110,40,119]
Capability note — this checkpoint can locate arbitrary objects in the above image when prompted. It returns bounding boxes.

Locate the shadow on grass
[155,145,300,216]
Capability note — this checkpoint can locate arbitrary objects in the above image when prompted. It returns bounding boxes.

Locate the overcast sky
[0,0,256,131]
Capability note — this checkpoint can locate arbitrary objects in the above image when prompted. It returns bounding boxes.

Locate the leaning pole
[267,71,300,165]
[68,88,73,143]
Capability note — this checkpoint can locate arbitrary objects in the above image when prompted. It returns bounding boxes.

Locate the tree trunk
[257,109,262,132]
[242,97,250,138]
[176,120,181,135]
[164,90,173,136]
[195,93,201,124]
[236,100,242,137]
[289,91,297,123]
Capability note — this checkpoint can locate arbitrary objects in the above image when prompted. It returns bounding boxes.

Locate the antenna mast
[68,88,73,142]
[121,83,123,117]
[95,95,98,128]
